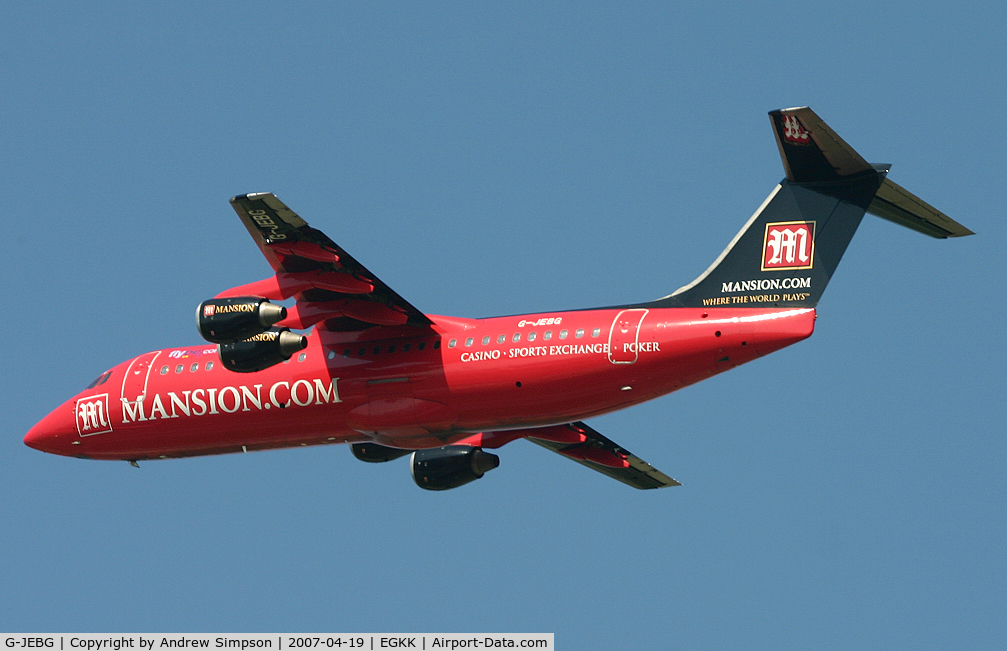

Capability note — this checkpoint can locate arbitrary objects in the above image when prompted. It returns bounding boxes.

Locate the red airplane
[24,108,973,490]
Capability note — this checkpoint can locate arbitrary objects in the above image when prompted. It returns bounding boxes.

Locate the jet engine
[197,297,287,344]
[218,327,307,373]
[351,442,412,463]
[410,446,500,491]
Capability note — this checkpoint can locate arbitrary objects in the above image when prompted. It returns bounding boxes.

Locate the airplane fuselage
[26,108,970,489]
[27,306,814,461]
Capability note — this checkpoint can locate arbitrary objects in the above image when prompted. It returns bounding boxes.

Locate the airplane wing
[224,193,432,330]
[525,421,680,489]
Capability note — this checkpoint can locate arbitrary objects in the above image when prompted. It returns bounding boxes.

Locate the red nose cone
[23,422,48,451]
[24,401,78,456]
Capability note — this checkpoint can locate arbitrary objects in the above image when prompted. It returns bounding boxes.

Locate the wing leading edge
[224,193,432,331]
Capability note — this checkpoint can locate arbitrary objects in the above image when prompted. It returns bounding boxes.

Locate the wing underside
[225,193,432,331]
[525,421,680,489]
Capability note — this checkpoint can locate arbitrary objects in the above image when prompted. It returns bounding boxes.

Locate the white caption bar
[2,635,554,651]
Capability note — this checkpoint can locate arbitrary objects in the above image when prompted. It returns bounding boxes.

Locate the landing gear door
[608,309,649,364]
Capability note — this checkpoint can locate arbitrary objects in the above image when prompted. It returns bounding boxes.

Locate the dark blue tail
[654,107,971,310]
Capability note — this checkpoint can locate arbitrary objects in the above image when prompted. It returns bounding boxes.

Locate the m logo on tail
[781,115,811,144]
[762,221,815,271]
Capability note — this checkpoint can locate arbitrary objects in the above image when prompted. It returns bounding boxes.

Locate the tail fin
[659,107,971,309]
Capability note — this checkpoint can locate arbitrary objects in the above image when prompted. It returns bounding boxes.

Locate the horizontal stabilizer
[868,178,974,238]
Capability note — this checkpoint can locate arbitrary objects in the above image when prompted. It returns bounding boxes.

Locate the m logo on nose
[76,394,113,436]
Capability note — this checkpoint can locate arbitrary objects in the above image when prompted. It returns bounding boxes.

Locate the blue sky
[2,2,1004,648]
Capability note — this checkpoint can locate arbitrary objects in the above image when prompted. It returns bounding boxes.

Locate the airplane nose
[24,401,78,455]
[23,423,46,450]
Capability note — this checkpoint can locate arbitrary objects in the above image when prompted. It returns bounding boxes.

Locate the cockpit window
[84,370,112,390]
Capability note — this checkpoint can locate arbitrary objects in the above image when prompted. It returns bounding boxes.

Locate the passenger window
[576,329,585,338]
[403,343,411,352]
[358,348,367,356]
[592,328,601,337]
[559,330,568,340]
[448,339,457,348]
[434,340,441,350]
[205,362,213,371]
[497,334,506,344]
[373,347,381,355]
[418,342,427,351]
[482,336,490,345]
[528,332,537,341]
[160,366,168,375]
[464,338,473,347]
[190,363,198,372]
[544,331,552,341]
[512,333,521,342]
[388,345,396,353]
[298,352,307,361]
[175,365,183,373]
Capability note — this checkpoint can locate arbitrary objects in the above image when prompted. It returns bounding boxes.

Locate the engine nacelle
[410,446,500,491]
[218,327,307,373]
[197,297,287,344]
[351,442,412,463]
